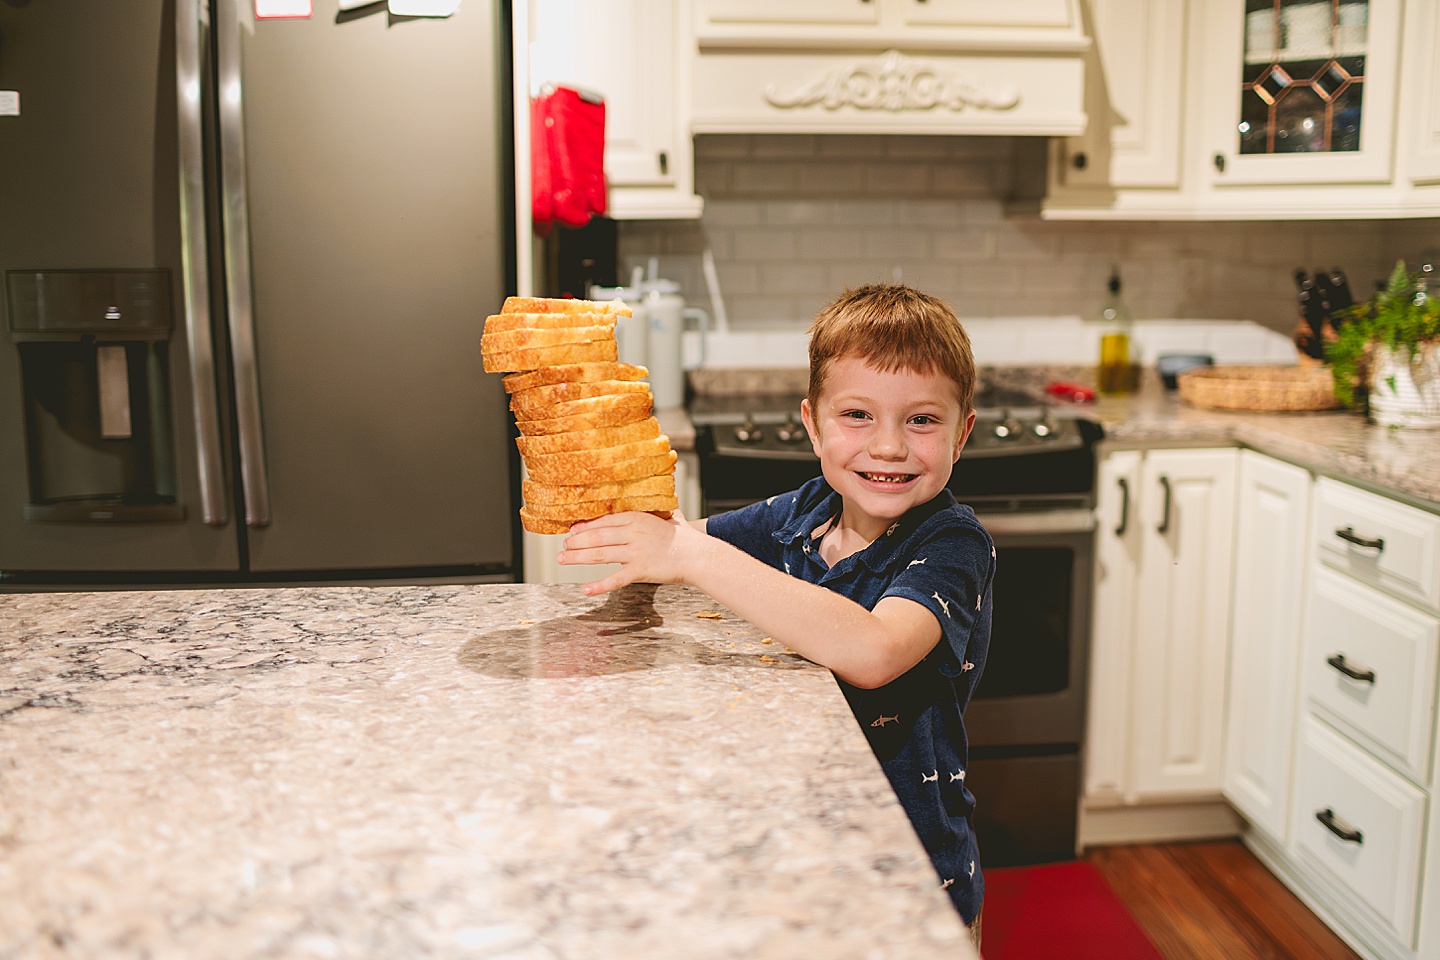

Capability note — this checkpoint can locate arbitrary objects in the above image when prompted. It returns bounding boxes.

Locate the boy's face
[800,354,975,540]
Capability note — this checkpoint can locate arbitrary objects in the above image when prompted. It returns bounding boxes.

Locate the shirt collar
[772,486,960,571]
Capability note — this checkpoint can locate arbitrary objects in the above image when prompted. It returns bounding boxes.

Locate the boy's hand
[557,509,706,596]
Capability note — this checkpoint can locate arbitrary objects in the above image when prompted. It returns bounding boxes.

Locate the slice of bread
[502,362,648,393]
[503,296,630,317]
[522,473,675,505]
[523,449,676,485]
[509,379,651,419]
[481,340,617,373]
[482,324,616,354]
[484,311,618,335]
[514,394,653,435]
[515,418,661,457]
[522,493,679,523]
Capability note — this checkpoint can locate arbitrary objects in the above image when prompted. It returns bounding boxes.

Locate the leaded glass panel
[1238,0,1368,154]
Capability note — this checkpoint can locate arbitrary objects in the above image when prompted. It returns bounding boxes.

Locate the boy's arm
[559,513,939,689]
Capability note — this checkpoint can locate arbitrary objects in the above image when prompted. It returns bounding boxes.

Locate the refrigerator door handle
[176,0,229,526]
[216,0,272,528]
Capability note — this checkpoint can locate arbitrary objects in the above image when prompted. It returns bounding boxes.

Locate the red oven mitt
[532,85,607,235]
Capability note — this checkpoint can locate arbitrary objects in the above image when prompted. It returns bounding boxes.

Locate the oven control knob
[734,419,763,443]
[992,414,1021,440]
[1032,418,1053,439]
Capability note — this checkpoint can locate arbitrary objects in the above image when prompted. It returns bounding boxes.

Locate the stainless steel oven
[690,385,1102,866]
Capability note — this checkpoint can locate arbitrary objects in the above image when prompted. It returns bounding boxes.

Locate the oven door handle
[979,509,1096,536]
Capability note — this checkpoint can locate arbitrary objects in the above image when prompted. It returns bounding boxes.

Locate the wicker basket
[1176,365,1341,412]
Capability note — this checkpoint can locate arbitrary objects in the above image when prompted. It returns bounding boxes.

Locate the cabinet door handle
[658,151,668,175]
[1335,526,1384,552]
[1315,807,1364,844]
[1114,476,1130,536]
[1156,475,1172,534]
[1326,654,1376,684]
[1213,152,1226,173]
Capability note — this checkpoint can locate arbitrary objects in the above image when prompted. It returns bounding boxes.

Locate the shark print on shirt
[922,770,938,784]
[907,557,927,568]
[871,714,898,728]
[932,592,951,618]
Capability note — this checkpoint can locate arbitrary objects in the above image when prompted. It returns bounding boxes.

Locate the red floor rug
[980,861,1165,960]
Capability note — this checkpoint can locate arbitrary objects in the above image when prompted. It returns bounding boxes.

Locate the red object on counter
[531,85,607,236]
[1045,381,1097,403]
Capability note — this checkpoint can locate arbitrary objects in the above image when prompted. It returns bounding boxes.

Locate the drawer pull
[1315,807,1364,844]
[1157,475,1172,535]
[1326,653,1376,684]
[1335,526,1385,552]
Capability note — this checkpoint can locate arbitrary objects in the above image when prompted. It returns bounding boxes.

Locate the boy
[558,284,994,931]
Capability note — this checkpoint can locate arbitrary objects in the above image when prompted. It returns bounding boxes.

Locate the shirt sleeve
[704,496,788,571]
[881,515,994,680]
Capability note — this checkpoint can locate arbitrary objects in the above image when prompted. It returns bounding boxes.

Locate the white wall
[617,134,1438,339]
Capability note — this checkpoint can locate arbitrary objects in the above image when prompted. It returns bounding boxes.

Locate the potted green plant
[1328,260,1440,428]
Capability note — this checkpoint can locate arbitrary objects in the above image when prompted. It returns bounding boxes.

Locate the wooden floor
[1085,841,1364,960]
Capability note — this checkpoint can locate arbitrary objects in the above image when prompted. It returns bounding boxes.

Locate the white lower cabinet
[1086,447,1237,809]
[1223,451,1311,845]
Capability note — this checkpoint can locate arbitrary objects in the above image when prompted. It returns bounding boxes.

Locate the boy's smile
[801,355,975,547]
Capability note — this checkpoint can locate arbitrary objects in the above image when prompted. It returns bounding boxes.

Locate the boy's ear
[800,398,821,450]
[953,410,977,463]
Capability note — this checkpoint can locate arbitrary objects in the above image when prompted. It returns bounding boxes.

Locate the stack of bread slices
[482,296,678,535]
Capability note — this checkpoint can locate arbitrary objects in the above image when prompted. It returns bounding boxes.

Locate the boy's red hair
[807,284,976,414]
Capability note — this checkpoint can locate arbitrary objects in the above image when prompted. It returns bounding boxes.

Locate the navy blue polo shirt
[707,476,995,923]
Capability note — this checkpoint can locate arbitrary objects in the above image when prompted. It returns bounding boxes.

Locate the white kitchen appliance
[639,277,707,409]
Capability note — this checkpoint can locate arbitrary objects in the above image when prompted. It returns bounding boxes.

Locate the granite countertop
[1081,372,1440,509]
[0,584,973,960]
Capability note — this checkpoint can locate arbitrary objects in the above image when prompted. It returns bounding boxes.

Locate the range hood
[691,0,1090,138]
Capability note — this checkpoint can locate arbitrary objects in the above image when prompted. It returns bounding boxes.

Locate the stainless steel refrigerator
[0,0,517,583]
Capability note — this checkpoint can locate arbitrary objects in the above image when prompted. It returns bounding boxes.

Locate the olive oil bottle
[1096,271,1138,395]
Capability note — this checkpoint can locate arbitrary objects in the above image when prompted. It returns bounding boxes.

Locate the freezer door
[0,0,240,573]
[228,1,515,572]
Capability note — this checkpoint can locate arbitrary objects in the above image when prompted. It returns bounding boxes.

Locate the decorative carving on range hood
[763,50,1020,113]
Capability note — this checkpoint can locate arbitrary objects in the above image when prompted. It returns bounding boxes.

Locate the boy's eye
[841,410,870,420]
[910,415,937,425]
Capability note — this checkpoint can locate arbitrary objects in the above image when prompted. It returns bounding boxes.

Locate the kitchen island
[0,584,973,959]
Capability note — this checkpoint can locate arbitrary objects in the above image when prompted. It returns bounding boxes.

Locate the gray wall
[618,134,1440,336]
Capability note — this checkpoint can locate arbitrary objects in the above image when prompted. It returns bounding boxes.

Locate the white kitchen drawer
[1304,565,1440,783]
[1292,715,1427,948]
[1313,477,1440,613]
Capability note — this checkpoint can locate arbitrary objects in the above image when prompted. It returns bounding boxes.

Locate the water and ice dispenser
[5,269,183,521]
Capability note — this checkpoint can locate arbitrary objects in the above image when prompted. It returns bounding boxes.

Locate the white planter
[1370,343,1440,428]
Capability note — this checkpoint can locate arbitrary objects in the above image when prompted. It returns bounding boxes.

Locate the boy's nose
[869,424,906,459]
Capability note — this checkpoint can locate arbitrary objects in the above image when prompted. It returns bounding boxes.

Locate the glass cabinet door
[1207,0,1402,185]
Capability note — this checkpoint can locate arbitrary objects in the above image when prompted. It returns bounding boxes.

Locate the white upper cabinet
[1406,0,1440,184]
[1201,0,1402,187]
[1051,0,1187,193]
[528,0,703,219]
[1043,0,1440,219]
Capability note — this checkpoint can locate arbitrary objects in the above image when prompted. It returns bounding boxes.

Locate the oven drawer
[1313,477,1440,612]
[1291,715,1426,948]
[1303,565,1440,783]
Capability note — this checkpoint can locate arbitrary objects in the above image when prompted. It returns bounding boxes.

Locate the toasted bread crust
[503,296,630,317]
[523,493,679,522]
[502,362,648,393]
[523,450,677,485]
[482,340,618,373]
[482,324,616,354]
[522,473,676,505]
[515,418,661,457]
[509,379,652,419]
[484,311,619,335]
[514,394,653,435]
